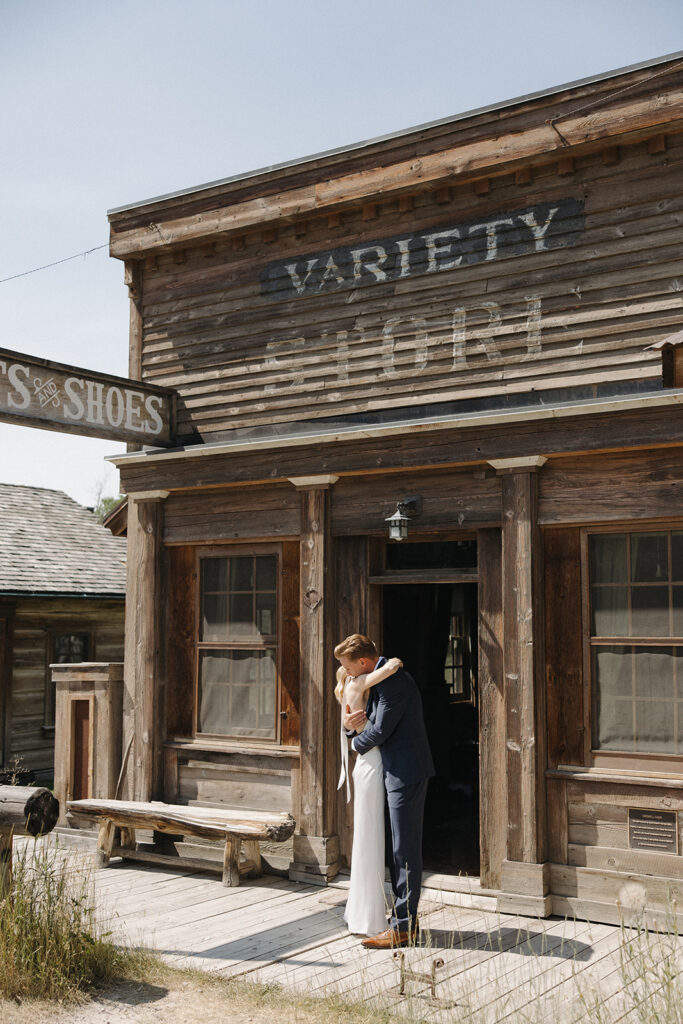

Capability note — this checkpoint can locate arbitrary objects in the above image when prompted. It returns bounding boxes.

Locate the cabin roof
[0,483,127,597]
[108,49,683,218]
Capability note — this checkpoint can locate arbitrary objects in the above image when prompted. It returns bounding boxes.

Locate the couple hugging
[334,633,434,949]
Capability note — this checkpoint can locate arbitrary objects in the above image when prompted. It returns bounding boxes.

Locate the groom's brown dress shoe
[361,926,417,949]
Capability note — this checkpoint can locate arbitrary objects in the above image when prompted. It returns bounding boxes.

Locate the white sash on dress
[337,692,351,802]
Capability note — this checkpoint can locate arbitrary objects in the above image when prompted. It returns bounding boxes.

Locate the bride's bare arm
[344,658,402,712]
[365,657,402,688]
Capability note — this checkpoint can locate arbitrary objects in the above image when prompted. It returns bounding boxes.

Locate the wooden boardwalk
[24,836,683,1023]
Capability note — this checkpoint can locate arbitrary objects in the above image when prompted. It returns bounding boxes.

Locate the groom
[335,633,434,949]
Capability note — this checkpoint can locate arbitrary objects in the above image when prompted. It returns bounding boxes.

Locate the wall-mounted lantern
[385,495,422,541]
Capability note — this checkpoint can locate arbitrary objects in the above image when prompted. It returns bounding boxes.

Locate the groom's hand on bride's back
[344,705,367,732]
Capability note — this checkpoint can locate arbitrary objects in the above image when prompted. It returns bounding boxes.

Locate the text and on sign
[0,348,176,446]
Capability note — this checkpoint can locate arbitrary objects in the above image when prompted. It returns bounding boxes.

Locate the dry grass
[0,839,156,1002]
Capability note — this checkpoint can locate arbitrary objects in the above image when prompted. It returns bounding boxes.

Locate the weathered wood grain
[477,528,506,889]
[544,527,584,767]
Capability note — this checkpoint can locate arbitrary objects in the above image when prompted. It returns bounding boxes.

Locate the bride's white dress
[338,680,387,936]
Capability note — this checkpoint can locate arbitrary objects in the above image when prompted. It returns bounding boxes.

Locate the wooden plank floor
[19,836,683,1023]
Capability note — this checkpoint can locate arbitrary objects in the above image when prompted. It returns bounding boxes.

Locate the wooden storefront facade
[107,53,683,923]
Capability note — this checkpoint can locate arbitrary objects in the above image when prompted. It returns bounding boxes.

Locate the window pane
[202,557,227,592]
[594,646,632,698]
[672,533,683,582]
[635,699,675,753]
[595,645,634,750]
[597,696,635,750]
[633,645,674,699]
[198,649,276,739]
[230,557,254,592]
[591,586,628,636]
[198,652,230,733]
[256,593,276,635]
[672,586,683,636]
[631,586,670,637]
[228,593,255,636]
[202,594,228,641]
[631,533,669,582]
[52,633,90,662]
[256,555,277,592]
[590,534,627,584]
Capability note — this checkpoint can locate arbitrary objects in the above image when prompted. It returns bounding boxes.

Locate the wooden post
[477,528,506,891]
[288,475,342,884]
[489,456,551,915]
[123,491,168,803]
[222,837,240,886]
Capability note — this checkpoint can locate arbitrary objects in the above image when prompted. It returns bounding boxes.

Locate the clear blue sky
[2,0,682,505]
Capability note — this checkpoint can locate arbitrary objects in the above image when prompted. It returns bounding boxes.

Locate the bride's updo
[334,665,347,705]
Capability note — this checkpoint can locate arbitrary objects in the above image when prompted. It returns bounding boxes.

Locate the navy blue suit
[351,658,434,931]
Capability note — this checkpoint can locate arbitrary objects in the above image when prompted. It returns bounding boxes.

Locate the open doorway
[381,544,479,876]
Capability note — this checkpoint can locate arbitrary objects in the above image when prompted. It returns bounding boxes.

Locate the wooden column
[489,456,551,915]
[288,475,341,884]
[477,528,506,891]
[122,490,168,803]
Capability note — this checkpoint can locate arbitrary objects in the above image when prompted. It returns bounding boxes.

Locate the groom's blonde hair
[334,633,378,662]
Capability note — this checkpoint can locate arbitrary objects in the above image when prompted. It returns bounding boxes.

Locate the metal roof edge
[107,50,683,218]
[106,389,683,469]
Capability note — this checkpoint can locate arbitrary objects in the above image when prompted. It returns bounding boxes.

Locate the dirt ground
[0,970,396,1024]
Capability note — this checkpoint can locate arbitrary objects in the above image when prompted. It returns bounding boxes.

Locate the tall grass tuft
[0,838,152,1001]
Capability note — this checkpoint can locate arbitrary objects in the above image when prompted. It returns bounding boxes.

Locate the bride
[335,656,403,936]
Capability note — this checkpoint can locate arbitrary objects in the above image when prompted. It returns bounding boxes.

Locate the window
[44,631,91,730]
[588,530,683,758]
[196,549,279,740]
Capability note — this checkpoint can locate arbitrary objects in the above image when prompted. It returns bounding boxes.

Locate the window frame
[43,628,94,732]
[582,522,683,773]
[194,543,282,744]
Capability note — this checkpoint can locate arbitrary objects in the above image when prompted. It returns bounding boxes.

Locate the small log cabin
[106,52,683,924]
[0,484,126,781]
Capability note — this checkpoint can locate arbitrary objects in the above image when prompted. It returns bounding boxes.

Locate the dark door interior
[382,545,479,876]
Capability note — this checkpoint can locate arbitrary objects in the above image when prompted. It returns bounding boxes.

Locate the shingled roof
[0,483,127,596]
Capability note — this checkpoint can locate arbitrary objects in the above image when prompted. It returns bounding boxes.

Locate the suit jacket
[352,658,435,792]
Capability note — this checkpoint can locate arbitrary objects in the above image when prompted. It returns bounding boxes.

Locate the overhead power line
[0,243,109,285]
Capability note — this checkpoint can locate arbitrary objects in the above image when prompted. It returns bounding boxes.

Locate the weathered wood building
[0,484,126,780]
[107,52,683,924]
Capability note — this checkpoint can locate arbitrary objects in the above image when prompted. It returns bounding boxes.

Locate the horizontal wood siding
[163,485,299,543]
[539,449,683,524]
[330,467,500,534]
[7,598,125,776]
[136,135,683,440]
[176,750,292,814]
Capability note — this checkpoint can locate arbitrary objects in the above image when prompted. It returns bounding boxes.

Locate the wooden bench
[67,798,296,886]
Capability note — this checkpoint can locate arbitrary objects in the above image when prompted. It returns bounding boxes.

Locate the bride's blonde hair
[334,665,347,705]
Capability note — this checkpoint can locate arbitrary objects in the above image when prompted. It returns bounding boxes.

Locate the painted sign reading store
[0,347,176,445]
[260,197,585,301]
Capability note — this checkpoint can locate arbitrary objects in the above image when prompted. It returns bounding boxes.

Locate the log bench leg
[119,826,136,852]
[242,839,262,879]
[96,820,117,868]
[223,837,240,887]
[0,829,11,897]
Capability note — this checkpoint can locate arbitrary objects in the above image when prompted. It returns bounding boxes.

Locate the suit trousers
[384,778,428,931]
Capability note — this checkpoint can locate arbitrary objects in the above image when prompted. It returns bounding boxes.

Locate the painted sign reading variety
[0,348,176,445]
[260,197,585,301]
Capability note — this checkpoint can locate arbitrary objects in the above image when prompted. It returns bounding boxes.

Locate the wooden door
[71,699,91,800]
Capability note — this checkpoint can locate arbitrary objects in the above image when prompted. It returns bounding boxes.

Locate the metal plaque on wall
[628,808,678,855]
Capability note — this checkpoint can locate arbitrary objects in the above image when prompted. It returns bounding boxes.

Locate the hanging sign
[0,347,176,446]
